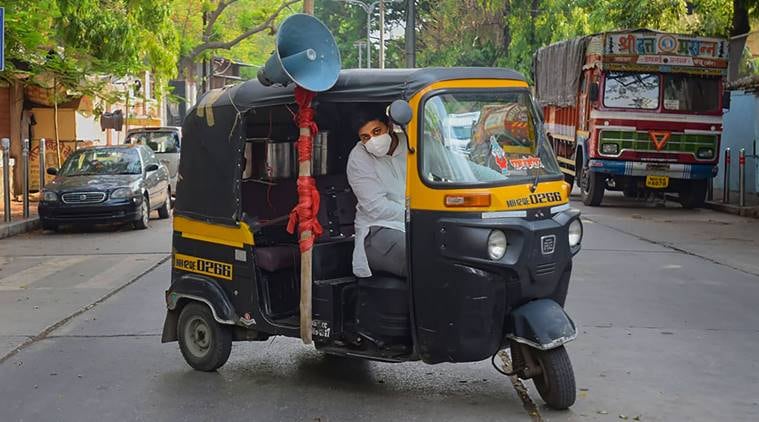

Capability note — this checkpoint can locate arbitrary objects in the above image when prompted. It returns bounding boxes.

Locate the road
[1,194,758,421]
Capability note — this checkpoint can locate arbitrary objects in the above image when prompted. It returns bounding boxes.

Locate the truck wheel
[157,189,171,219]
[678,179,707,209]
[177,302,232,372]
[579,164,604,206]
[532,346,576,410]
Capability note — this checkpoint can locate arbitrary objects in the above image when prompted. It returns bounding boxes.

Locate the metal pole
[366,7,372,68]
[739,148,746,207]
[723,148,731,203]
[2,138,11,222]
[39,138,46,190]
[22,139,29,218]
[405,0,416,68]
[379,0,385,69]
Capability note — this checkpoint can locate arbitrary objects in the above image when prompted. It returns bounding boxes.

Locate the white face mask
[364,133,392,157]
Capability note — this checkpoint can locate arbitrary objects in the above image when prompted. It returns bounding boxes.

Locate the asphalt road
[1,193,758,421]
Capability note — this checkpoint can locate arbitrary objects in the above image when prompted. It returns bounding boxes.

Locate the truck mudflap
[506,299,577,350]
[587,159,716,180]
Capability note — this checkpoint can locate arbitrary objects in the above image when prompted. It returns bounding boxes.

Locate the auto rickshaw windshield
[421,90,562,186]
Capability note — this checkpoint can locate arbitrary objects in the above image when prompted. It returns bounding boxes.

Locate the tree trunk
[502,1,511,56]
[728,0,751,81]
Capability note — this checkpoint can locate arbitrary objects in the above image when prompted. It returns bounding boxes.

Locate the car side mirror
[589,82,600,102]
[145,163,159,172]
[722,91,731,110]
[387,100,413,126]
[46,167,58,175]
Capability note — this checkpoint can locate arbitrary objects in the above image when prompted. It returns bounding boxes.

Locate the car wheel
[134,196,150,230]
[41,220,58,232]
[177,303,232,372]
[157,189,171,219]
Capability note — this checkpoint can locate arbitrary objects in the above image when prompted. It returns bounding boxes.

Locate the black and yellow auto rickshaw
[161,67,583,409]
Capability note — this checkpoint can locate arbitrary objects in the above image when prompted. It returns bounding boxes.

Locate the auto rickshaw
[161,67,583,410]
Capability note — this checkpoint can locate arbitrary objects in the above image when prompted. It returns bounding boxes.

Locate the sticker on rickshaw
[174,253,233,280]
[509,156,544,171]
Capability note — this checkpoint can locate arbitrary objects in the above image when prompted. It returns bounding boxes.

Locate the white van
[125,127,181,197]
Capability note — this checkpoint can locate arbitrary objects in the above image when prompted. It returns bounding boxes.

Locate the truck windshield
[421,91,562,186]
[663,75,720,112]
[604,72,659,109]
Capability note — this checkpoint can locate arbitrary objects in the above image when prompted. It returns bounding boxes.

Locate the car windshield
[59,148,142,176]
[663,75,720,112]
[125,131,179,153]
[603,72,659,109]
[421,91,562,186]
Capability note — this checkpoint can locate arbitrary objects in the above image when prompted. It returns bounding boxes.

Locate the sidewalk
[0,198,40,240]
[706,188,759,218]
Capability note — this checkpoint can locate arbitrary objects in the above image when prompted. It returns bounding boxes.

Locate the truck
[533,29,729,207]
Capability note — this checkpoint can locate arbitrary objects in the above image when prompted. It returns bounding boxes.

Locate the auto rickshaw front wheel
[532,346,576,410]
[177,302,232,372]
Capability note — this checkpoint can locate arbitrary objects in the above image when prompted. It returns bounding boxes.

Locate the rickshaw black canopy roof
[175,67,527,225]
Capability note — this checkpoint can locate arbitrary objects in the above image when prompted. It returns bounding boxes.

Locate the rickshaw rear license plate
[645,175,669,189]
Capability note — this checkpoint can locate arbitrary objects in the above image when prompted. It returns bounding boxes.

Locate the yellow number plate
[645,175,669,189]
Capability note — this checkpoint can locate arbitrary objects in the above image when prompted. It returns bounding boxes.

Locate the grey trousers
[364,226,407,277]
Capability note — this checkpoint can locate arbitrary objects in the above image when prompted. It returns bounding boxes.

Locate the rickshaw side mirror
[388,100,413,126]
[589,82,600,102]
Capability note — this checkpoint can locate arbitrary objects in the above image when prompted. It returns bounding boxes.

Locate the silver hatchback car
[125,127,181,196]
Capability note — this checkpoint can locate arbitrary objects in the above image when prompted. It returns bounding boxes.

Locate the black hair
[352,103,390,135]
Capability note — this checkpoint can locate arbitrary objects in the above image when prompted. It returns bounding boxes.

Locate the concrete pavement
[0,218,171,361]
[1,196,758,421]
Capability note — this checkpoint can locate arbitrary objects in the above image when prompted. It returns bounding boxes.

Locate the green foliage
[1,0,179,106]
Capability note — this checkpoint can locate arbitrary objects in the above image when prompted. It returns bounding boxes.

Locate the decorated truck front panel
[534,30,728,207]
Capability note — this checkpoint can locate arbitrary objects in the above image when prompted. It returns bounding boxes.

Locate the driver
[347,105,407,279]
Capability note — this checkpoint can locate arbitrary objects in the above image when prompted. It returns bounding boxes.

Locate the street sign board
[0,8,4,71]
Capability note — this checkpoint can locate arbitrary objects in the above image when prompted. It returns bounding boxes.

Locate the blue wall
[716,90,758,194]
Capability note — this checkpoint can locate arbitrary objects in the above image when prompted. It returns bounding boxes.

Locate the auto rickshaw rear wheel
[532,346,576,410]
[177,302,232,372]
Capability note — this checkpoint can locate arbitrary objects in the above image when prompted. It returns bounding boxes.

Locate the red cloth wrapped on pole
[286,87,323,251]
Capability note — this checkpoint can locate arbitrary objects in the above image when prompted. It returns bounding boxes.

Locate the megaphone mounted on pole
[257,14,342,93]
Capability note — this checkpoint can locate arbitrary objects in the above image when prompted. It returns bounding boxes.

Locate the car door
[141,147,164,208]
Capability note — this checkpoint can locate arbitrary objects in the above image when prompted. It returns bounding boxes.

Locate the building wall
[716,90,759,194]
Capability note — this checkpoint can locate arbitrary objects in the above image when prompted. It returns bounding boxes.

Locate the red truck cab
[534,30,728,207]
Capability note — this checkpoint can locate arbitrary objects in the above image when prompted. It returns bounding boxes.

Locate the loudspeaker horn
[257,14,341,92]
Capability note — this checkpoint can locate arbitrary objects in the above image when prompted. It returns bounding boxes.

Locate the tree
[1,0,179,110]
[173,0,301,78]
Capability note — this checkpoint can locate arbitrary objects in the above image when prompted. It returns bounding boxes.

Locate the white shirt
[346,132,407,277]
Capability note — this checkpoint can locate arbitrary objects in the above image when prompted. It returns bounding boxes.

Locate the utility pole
[379,0,385,69]
[404,0,415,68]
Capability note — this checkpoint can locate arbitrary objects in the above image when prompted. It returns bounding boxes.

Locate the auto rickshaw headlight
[487,230,508,260]
[568,219,583,247]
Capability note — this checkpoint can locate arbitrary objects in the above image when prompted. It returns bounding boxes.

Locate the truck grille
[61,191,107,204]
[599,130,717,156]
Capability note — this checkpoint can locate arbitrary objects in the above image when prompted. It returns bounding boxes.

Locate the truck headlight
[42,190,58,202]
[601,143,619,154]
[568,219,583,247]
[111,187,135,199]
[487,230,508,260]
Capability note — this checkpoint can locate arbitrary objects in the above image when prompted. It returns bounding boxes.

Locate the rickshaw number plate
[645,175,669,189]
[541,235,556,255]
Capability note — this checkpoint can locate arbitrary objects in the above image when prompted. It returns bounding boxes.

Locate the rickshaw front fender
[506,299,576,351]
[161,274,238,343]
